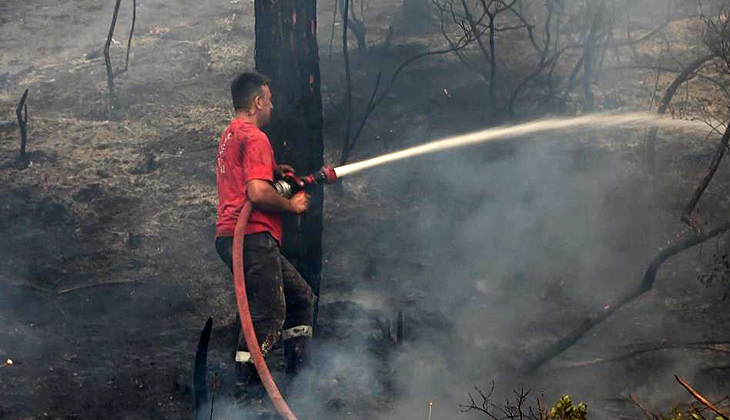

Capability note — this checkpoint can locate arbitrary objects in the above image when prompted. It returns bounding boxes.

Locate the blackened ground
[2,1,730,420]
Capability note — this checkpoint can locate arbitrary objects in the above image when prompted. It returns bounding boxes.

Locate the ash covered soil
[2,0,730,419]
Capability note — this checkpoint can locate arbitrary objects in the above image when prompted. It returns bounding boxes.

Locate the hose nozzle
[273,166,338,198]
[305,166,337,185]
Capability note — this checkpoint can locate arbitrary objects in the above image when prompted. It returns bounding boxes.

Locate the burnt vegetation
[3,0,730,419]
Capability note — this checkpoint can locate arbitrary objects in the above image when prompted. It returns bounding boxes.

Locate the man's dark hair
[231,72,270,111]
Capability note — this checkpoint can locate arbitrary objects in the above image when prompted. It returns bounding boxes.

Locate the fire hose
[232,166,337,420]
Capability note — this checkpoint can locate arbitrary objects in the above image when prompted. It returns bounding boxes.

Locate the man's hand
[288,191,310,214]
[276,164,296,178]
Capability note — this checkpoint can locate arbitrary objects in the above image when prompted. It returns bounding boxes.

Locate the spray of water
[333,112,708,178]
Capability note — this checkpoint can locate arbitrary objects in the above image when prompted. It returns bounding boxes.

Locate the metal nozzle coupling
[273,179,294,198]
[273,166,337,198]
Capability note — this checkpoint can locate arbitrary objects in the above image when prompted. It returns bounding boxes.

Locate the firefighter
[214,72,314,408]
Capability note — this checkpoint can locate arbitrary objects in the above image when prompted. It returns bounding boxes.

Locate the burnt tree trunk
[255,0,325,324]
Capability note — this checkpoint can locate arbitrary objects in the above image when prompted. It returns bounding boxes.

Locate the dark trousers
[215,232,314,376]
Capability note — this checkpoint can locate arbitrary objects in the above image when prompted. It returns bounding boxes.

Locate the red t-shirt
[215,119,282,243]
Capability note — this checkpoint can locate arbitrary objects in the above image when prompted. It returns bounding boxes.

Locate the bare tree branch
[124,0,136,72]
[339,28,472,165]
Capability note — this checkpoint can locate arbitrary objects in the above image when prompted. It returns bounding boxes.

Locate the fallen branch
[675,375,730,420]
[10,282,47,294]
[16,88,29,163]
[682,120,730,230]
[545,341,730,370]
[104,0,123,114]
[526,222,730,371]
[57,279,144,295]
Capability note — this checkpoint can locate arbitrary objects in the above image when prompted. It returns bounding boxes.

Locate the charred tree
[255,0,325,324]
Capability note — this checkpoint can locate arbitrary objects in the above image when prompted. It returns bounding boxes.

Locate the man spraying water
[214,72,314,411]
[207,76,706,418]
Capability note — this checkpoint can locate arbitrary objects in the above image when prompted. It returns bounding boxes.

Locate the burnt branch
[104,0,123,114]
[124,0,136,72]
[526,222,730,371]
[701,2,730,74]
[57,279,145,295]
[339,26,471,165]
[630,394,661,420]
[193,318,212,420]
[462,383,545,420]
[507,1,559,113]
[16,88,29,163]
[348,0,367,51]
[545,341,730,370]
[676,375,730,420]
[683,120,730,229]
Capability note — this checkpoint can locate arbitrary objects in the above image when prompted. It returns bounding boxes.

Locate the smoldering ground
[320,123,730,419]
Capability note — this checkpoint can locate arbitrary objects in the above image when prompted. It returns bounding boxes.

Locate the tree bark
[255,0,325,322]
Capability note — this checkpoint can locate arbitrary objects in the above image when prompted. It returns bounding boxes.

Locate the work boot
[233,353,265,415]
[265,344,289,397]
[233,345,290,419]
[284,336,311,378]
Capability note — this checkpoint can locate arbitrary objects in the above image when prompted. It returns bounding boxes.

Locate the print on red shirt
[215,119,283,243]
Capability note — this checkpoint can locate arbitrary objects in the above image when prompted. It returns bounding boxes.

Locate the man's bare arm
[247,179,309,214]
